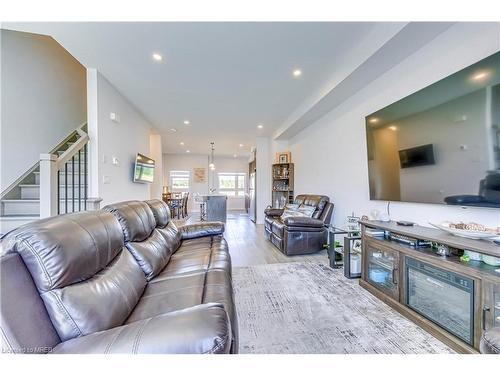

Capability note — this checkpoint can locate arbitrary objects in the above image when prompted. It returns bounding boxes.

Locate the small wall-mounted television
[133,153,155,183]
[399,144,435,169]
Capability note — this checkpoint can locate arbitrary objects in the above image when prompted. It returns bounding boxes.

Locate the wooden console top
[359,220,500,258]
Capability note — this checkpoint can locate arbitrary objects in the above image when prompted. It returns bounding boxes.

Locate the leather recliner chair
[264,194,334,256]
[0,199,237,354]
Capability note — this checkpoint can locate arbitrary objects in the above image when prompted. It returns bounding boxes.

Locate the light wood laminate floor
[184,210,329,267]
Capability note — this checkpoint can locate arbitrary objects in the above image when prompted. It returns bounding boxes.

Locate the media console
[359,220,500,353]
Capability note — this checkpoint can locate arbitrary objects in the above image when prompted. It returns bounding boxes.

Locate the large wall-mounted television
[133,153,155,183]
[365,51,500,208]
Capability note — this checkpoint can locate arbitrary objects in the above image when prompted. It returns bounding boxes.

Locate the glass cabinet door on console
[365,246,399,300]
[482,280,500,331]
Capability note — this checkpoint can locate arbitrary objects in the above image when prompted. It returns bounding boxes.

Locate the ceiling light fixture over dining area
[209,142,216,171]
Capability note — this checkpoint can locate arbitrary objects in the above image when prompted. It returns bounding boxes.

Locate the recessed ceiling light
[152,53,163,62]
[369,118,379,124]
[471,71,489,81]
[183,120,190,125]
[180,142,185,146]
[257,124,264,129]
[186,150,190,153]
[389,126,398,131]
[293,69,302,77]
[170,128,177,132]
[239,144,244,148]
[233,154,237,158]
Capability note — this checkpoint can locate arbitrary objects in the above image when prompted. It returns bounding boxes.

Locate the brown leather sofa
[264,194,333,255]
[0,199,237,354]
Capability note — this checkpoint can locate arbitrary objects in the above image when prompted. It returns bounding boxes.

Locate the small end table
[325,225,362,279]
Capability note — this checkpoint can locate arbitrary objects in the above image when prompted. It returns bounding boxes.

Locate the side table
[325,225,362,279]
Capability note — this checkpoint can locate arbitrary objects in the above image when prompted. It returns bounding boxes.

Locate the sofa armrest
[283,216,324,228]
[264,208,284,217]
[179,222,225,240]
[51,303,231,354]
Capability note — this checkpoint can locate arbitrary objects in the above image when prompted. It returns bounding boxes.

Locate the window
[170,170,190,191]
[218,173,245,197]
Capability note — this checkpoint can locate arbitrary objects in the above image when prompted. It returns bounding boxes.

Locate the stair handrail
[55,125,89,169]
[39,123,90,218]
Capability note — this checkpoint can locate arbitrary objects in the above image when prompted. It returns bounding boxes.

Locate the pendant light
[209,142,216,171]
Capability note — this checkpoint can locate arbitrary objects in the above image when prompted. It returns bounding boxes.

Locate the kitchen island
[198,194,227,222]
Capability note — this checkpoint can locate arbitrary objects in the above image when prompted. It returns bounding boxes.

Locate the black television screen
[133,153,155,183]
[365,50,500,207]
[398,144,435,169]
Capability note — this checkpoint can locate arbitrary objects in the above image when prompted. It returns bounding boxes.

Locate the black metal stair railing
[57,143,88,214]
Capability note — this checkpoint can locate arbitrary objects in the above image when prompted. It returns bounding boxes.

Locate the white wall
[149,134,163,200]
[1,30,87,192]
[87,69,154,206]
[255,137,271,224]
[286,23,500,228]
[163,153,248,212]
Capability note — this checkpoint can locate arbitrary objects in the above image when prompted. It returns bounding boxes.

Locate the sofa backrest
[294,194,330,219]
[2,211,147,343]
[105,201,174,281]
[145,200,181,254]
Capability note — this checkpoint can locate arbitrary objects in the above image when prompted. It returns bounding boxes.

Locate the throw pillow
[297,204,316,218]
[281,203,303,221]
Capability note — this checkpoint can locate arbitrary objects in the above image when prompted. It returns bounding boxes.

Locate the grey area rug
[233,262,455,354]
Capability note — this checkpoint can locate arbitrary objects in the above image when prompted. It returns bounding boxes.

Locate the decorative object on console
[275,151,291,164]
[429,221,500,240]
[370,209,380,220]
[397,220,415,226]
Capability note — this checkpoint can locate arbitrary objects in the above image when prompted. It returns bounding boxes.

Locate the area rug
[233,262,455,354]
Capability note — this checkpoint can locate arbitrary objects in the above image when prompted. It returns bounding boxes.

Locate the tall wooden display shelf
[272,163,294,208]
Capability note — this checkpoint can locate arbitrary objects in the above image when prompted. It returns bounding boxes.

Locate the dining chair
[183,192,190,218]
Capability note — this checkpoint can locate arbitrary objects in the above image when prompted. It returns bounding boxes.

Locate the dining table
[162,194,183,219]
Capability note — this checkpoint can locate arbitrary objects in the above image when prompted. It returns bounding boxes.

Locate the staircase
[0,124,101,236]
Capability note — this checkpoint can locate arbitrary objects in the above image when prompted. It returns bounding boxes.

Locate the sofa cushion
[104,201,156,242]
[41,250,146,341]
[145,199,171,227]
[9,210,124,292]
[126,228,173,281]
[126,269,235,346]
[53,303,232,354]
[8,210,147,342]
[157,221,182,254]
[126,272,205,322]
[106,201,176,280]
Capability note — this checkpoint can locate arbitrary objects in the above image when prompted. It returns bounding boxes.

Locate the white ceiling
[2,22,459,157]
